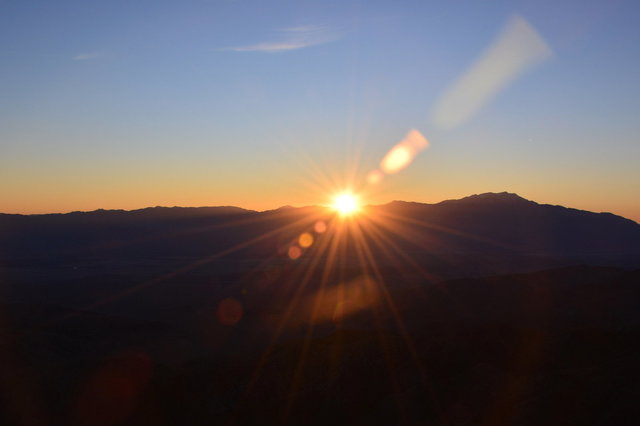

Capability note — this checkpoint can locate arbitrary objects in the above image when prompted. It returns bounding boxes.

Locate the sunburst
[331,192,359,216]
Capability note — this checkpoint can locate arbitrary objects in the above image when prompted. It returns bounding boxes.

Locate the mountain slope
[1,193,638,272]
[375,192,640,256]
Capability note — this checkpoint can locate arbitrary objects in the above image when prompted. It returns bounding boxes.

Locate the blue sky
[1,0,639,220]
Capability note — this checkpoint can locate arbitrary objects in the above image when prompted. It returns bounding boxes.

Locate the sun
[332,193,360,216]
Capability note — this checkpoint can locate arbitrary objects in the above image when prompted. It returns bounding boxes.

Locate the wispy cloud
[221,25,339,53]
[72,52,103,61]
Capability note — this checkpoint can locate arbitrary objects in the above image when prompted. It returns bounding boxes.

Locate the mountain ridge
[1,192,638,275]
[386,192,637,226]
[1,192,637,225]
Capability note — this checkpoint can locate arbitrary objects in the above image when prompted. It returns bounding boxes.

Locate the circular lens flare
[332,193,359,216]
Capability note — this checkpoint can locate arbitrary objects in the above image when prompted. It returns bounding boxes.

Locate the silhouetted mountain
[1,192,637,272]
[1,193,639,425]
[376,192,640,258]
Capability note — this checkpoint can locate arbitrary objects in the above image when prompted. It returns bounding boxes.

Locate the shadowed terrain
[0,193,639,425]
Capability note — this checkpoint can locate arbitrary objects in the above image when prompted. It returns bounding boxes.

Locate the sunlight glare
[332,193,359,216]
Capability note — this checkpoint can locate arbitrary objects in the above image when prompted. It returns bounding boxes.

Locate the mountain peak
[448,192,534,205]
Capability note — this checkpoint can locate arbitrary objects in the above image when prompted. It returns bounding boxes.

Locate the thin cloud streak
[222,25,339,53]
[72,52,103,61]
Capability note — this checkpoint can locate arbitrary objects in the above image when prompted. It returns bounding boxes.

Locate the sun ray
[282,217,345,422]
[374,207,511,250]
[244,217,343,393]
[348,217,447,419]
[63,209,330,319]
[350,218,424,363]
[346,217,413,419]
[358,212,441,282]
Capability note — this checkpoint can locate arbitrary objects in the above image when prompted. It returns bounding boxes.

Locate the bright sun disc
[332,193,359,216]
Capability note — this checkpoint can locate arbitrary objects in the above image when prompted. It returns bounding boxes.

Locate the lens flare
[380,129,429,175]
[298,232,313,248]
[288,245,302,259]
[431,15,553,129]
[314,220,327,233]
[216,298,243,325]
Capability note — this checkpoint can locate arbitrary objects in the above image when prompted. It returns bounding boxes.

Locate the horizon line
[0,192,521,216]
[2,192,637,224]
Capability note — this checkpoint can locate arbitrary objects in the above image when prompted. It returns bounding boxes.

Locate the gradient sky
[1,0,639,221]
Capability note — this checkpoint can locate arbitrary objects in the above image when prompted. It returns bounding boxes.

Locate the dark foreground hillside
[1,265,639,426]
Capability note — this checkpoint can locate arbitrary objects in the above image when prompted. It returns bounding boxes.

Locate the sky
[1,0,639,221]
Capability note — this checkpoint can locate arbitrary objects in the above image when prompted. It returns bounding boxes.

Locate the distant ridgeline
[1,193,639,276]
